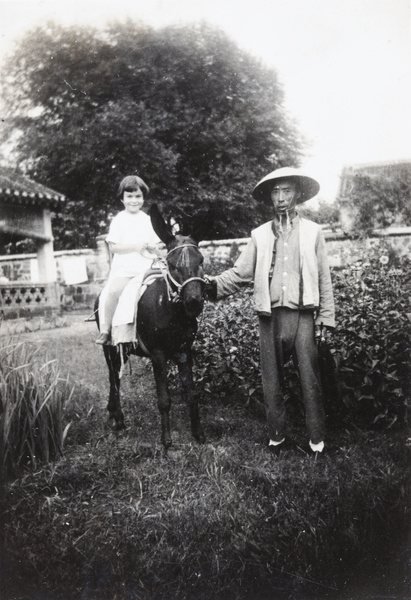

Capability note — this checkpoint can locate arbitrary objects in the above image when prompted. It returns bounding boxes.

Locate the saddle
[109,266,166,346]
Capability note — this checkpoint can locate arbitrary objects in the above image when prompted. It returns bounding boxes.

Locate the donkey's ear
[150,204,175,245]
[190,205,216,242]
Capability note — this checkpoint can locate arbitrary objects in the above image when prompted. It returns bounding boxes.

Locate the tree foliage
[0,20,305,249]
[298,199,340,230]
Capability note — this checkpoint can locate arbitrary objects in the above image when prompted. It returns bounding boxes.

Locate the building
[0,167,66,318]
[338,159,411,232]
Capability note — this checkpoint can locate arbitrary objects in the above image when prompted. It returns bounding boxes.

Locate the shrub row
[195,244,411,430]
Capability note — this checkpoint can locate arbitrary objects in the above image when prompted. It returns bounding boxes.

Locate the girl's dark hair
[117,175,149,198]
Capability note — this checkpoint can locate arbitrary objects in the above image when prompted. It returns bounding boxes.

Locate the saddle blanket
[99,270,164,346]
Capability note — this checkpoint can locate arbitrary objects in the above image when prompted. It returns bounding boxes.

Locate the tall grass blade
[0,337,74,480]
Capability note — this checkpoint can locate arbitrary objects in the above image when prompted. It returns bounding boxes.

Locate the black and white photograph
[0,1,410,599]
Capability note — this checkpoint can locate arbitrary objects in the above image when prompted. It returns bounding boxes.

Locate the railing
[0,282,60,319]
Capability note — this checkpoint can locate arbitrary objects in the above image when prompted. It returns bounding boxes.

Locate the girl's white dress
[106,210,161,279]
[99,210,162,344]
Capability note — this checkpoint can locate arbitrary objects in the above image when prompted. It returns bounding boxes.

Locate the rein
[165,243,207,303]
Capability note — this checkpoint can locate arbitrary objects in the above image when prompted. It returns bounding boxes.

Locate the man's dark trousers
[259,307,325,444]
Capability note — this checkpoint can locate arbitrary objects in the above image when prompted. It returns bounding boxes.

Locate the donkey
[96,204,208,449]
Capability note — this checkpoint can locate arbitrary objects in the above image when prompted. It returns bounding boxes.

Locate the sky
[0,0,410,202]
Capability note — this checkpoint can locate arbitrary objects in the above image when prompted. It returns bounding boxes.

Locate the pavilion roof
[0,167,66,209]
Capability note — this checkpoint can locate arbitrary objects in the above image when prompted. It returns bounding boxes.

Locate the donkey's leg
[103,345,126,430]
[151,351,172,449]
[176,346,205,444]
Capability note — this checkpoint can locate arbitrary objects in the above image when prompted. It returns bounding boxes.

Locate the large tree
[0,20,305,248]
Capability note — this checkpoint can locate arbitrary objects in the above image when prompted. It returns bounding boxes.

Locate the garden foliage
[0,340,72,478]
[331,246,410,427]
[195,243,410,430]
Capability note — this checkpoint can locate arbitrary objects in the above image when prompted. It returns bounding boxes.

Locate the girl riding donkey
[96,199,210,448]
[96,175,162,345]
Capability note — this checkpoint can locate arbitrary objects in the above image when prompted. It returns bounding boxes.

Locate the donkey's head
[150,205,207,318]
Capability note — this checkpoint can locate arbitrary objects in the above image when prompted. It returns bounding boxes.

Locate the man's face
[270,179,300,214]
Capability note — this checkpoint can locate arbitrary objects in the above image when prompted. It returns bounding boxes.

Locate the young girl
[96,175,161,344]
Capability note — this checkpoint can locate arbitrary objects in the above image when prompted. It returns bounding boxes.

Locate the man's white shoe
[309,440,324,453]
[269,438,285,447]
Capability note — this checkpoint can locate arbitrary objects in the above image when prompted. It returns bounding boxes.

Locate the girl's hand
[142,244,162,256]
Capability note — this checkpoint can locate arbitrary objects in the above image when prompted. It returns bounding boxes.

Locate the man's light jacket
[215,217,335,328]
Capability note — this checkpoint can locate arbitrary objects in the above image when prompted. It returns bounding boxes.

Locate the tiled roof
[341,158,411,171]
[0,167,66,208]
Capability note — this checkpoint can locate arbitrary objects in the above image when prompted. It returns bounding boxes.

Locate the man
[208,167,335,455]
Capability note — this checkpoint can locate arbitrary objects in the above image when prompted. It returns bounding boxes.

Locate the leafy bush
[196,287,261,404]
[196,245,410,430]
[332,245,410,427]
[0,340,73,479]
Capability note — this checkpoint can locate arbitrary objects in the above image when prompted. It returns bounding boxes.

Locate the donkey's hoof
[193,429,206,444]
[108,416,125,431]
[162,437,172,450]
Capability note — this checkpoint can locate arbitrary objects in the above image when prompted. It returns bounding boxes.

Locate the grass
[0,339,73,478]
[0,316,410,600]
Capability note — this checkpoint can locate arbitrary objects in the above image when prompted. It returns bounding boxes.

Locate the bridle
[165,243,207,303]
